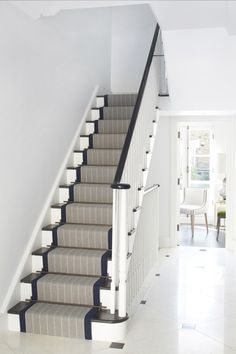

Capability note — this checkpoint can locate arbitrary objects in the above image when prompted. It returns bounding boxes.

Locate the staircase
[8,93,137,340]
[8,22,163,341]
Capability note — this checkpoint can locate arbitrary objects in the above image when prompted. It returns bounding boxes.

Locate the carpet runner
[9,93,137,339]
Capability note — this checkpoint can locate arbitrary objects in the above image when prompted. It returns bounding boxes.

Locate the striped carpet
[18,93,137,339]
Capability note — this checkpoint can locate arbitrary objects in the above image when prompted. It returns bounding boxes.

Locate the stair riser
[89,109,100,121]
[66,169,77,184]
[31,255,112,276]
[80,136,90,150]
[51,208,62,224]
[73,151,84,166]
[96,96,105,108]
[85,122,96,135]
[59,187,70,203]
[20,283,115,310]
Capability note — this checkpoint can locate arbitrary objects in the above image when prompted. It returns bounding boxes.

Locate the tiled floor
[180,224,225,248]
[1,246,236,353]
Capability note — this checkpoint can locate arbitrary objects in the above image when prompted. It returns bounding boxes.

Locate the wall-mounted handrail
[111,23,160,188]
[144,184,160,195]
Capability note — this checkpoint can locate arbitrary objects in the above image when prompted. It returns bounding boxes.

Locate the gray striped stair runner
[9,93,137,340]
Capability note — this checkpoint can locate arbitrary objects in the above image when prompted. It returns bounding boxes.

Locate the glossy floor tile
[180,224,225,248]
[1,247,236,353]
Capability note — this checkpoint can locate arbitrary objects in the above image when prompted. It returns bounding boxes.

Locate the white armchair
[180,188,208,237]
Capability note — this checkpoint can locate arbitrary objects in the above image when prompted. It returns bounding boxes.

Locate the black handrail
[111,23,160,189]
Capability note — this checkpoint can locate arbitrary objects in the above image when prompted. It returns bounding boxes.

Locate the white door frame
[168,113,236,250]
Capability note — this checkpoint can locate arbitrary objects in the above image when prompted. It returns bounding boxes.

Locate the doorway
[178,123,225,247]
[169,115,236,250]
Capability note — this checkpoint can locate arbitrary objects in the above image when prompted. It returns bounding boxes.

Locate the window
[188,128,211,188]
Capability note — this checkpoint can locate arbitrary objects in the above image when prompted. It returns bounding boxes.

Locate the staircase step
[8,301,128,340]
[73,183,113,203]
[92,133,126,149]
[97,120,130,134]
[86,149,121,166]
[64,202,112,225]
[80,165,116,184]
[102,106,133,120]
[38,247,110,276]
[29,273,103,306]
[107,93,137,107]
[43,223,112,249]
[21,302,97,339]
[59,182,113,204]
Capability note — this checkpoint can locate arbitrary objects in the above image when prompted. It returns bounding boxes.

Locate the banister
[111,23,160,187]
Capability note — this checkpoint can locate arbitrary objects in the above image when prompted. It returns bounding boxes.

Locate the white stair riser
[80,136,90,150]
[92,321,127,341]
[59,188,70,204]
[8,314,20,332]
[73,151,84,166]
[32,255,112,277]
[96,97,105,108]
[20,283,32,301]
[32,255,43,273]
[85,122,95,135]
[66,169,77,184]
[42,230,53,247]
[91,109,100,121]
[51,208,62,224]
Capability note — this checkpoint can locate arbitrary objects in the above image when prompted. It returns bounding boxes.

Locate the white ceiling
[9,0,236,35]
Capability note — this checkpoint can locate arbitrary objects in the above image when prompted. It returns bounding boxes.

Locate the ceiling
[9,0,236,35]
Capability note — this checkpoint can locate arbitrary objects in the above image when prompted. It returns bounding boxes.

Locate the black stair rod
[111,23,160,189]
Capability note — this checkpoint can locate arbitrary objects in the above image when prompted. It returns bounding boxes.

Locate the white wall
[111,4,156,92]
[0,2,112,313]
[161,27,236,111]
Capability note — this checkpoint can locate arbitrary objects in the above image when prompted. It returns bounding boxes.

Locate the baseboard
[0,85,100,315]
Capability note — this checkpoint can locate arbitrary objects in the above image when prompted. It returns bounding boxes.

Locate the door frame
[169,113,236,250]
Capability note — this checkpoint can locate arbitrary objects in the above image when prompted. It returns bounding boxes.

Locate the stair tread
[21,272,106,284]
[67,202,112,206]
[58,223,112,230]
[43,223,112,230]
[8,301,127,323]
